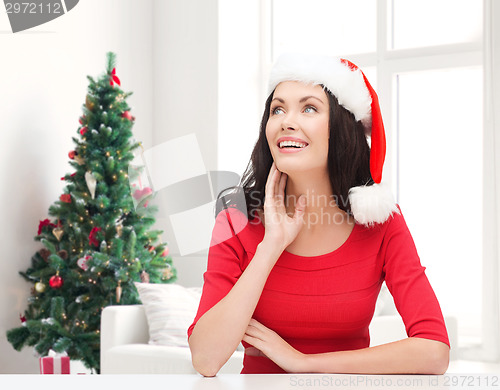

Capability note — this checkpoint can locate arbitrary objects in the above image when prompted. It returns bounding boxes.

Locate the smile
[278,140,308,149]
[278,141,309,153]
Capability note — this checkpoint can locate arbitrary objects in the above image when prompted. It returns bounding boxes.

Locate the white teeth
[279,140,307,148]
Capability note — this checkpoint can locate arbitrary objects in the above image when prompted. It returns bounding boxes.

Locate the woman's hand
[243,318,308,373]
[261,162,306,252]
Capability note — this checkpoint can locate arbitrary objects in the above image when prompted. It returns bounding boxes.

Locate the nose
[281,112,299,131]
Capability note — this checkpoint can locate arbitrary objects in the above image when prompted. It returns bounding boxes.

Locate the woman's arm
[189,163,306,377]
[189,241,281,377]
[244,318,449,374]
[303,337,449,374]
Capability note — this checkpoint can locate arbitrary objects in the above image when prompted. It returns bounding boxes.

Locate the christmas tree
[7,52,176,373]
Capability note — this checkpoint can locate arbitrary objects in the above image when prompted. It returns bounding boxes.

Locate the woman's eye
[271,107,284,115]
[304,106,317,113]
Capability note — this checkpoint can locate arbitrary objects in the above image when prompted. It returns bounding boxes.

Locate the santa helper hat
[268,53,398,226]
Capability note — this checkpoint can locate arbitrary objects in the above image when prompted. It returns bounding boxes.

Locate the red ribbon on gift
[109,68,121,87]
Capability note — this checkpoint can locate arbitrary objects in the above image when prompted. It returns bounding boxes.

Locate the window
[272,0,376,58]
[397,67,483,344]
[390,0,482,50]
[220,0,493,361]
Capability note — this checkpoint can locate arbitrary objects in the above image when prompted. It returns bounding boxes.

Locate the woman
[188,53,450,376]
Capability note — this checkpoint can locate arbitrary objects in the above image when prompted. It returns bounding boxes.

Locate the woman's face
[266,81,330,175]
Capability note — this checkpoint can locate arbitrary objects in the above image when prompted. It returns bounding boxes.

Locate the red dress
[187,207,450,374]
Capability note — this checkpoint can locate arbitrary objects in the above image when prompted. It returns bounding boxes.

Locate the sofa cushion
[134,283,201,347]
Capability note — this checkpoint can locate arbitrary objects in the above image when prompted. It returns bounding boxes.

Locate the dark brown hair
[215,86,373,219]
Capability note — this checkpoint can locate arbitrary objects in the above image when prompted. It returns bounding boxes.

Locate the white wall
[218,0,265,176]
[0,0,154,374]
[155,0,264,288]
[483,0,500,362]
[151,0,219,288]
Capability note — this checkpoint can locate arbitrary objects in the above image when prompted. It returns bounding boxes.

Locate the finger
[243,343,268,359]
[248,318,260,326]
[264,163,278,202]
[248,319,275,337]
[274,170,281,200]
[243,334,271,360]
[248,318,267,329]
[242,333,261,348]
[277,172,287,207]
[272,167,283,200]
[246,322,267,339]
[264,163,274,194]
[245,325,263,339]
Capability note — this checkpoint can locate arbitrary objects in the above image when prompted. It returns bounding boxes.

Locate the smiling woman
[187,53,450,376]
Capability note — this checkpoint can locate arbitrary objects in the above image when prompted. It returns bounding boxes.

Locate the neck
[283,171,353,230]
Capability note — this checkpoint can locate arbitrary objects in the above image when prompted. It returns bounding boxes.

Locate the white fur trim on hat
[268,53,372,125]
[348,182,399,226]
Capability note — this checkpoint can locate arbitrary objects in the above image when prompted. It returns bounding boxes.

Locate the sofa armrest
[100,304,244,374]
[369,314,458,360]
[101,305,149,357]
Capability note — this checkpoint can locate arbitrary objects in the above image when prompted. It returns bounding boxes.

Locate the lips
[276,136,309,154]
[276,136,309,149]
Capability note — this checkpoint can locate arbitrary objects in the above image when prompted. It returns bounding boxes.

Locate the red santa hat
[268,53,398,226]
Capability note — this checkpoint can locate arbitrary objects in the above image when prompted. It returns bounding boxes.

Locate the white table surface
[5,371,500,390]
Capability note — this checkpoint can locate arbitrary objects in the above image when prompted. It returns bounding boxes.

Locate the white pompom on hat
[268,52,399,226]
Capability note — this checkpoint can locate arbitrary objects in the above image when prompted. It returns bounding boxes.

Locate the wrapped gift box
[39,350,70,374]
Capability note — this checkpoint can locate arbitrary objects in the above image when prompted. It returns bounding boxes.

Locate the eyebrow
[271,95,325,105]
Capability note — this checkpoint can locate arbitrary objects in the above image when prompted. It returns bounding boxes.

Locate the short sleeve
[381,211,450,347]
[187,208,247,339]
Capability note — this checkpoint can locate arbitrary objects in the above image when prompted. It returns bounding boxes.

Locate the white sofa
[101,304,457,374]
[100,304,244,374]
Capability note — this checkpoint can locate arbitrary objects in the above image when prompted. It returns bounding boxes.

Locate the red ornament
[109,68,121,87]
[20,314,26,323]
[162,247,169,257]
[80,127,88,136]
[60,194,72,203]
[89,227,102,247]
[49,273,63,289]
[79,116,86,125]
[121,111,135,121]
[68,150,76,159]
[38,219,56,235]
